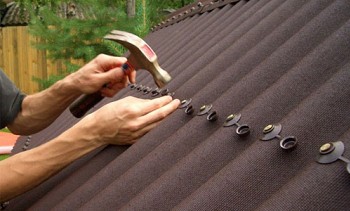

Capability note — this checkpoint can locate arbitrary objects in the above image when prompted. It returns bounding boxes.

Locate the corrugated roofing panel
[7,0,350,210]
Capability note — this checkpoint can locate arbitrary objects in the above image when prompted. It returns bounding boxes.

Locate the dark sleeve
[0,69,26,129]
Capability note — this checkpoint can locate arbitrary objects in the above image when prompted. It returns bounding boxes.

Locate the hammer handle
[69,92,104,118]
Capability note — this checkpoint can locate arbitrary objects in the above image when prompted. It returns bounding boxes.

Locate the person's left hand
[72,96,180,145]
[69,54,136,97]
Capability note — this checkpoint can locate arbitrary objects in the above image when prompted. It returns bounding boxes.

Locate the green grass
[1,128,12,160]
[0,155,10,161]
[0,127,11,133]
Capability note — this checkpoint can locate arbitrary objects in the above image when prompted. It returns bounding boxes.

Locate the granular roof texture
[8,0,350,210]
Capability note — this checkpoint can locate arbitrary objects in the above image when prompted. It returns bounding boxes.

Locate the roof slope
[8,0,350,210]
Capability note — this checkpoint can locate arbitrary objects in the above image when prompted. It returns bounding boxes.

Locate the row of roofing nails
[151,0,241,32]
[178,98,299,151]
[18,83,350,175]
[128,84,295,150]
[128,83,350,174]
[181,97,350,175]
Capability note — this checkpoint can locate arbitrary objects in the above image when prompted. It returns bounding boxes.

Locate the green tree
[18,0,195,89]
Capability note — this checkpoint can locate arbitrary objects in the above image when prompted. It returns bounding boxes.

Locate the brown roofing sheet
[8,0,350,210]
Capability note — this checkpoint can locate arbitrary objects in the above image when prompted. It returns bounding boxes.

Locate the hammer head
[104,30,171,88]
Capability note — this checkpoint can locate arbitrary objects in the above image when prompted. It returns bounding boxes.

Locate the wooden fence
[0,26,65,94]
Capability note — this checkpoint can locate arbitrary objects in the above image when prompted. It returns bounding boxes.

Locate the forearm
[8,55,131,135]
[0,116,104,202]
[8,74,81,135]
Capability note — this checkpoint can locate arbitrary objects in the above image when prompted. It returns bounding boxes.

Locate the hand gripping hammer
[69,30,172,118]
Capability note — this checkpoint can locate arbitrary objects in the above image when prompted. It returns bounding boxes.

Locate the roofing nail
[25,136,31,146]
[279,136,297,150]
[261,124,297,150]
[197,104,212,116]
[167,92,175,97]
[207,111,218,122]
[136,84,143,91]
[160,88,170,96]
[151,88,160,97]
[223,114,250,136]
[129,84,136,89]
[261,124,282,141]
[223,114,240,127]
[319,143,335,155]
[141,86,149,92]
[263,124,274,134]
[236,124,250,136]
[179,98,192,109]
[317,141,350,174]
[142,87,152,95]
[185,105,194,115]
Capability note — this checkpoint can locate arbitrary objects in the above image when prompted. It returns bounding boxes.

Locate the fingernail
[164,95,173,101]
[122,63,130,73]
[123,62,134,73]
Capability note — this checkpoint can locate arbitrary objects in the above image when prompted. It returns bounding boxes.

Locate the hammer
[69,30,172,118]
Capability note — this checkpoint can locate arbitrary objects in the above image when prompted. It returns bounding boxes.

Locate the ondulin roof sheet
[8,0,350,210]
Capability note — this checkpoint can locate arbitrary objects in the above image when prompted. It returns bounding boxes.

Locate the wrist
[67,114,107,148]
[60,72,83,97]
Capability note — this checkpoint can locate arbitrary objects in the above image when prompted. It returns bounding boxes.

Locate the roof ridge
[151,0,242,32]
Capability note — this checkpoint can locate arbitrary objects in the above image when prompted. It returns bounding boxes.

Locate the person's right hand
[68,54,136,98]
[74,96,180,145]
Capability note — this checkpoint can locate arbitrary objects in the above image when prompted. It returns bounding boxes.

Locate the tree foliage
[17,0,195,89]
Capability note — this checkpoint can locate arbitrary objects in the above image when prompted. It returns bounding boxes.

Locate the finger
[138,96,174,115]
[96,54,127,71]
[100,80,128,97]
[97,67,126,85]
[127,69,136,84]
[121,62,136,84]
[138,99,180,127]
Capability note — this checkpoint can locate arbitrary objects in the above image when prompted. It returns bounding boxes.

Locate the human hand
[76,96,180,145]
[69,54,136,97]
